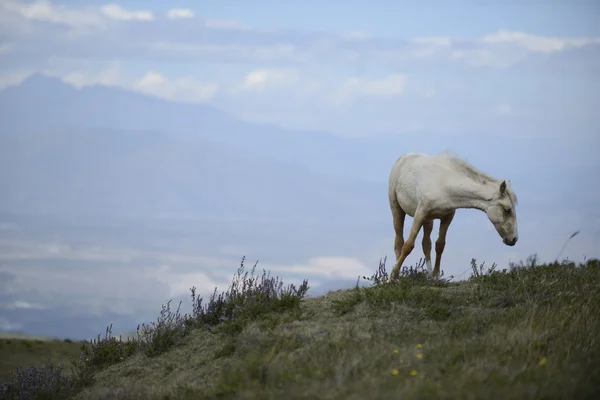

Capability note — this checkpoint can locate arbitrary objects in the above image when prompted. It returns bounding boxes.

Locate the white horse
[388,152,519,281]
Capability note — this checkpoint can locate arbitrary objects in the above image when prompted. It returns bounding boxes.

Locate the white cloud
[2,2,598,71]
[0,239,237,269]
[1,0,104,28]
[238,69,300,92]
[232,69,408,106]
[101,4,153,21]
[0,240,238,317]
[0,69,34,90]
[0,239,141,262]
[450,48,526,69]
[145,264,224,298]
[134,71,217,103]
[266,256,371,279]
[8,301,46,310]
[408,36,453,59]
[62,65,123,88]
[413,31,600,68]
[167,8,194,20]
[330,74,406,105]
[351,74,406,96]
[482,31,600,54]
[1,67,218,105]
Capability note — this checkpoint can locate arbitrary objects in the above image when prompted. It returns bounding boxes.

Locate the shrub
[137,300,188,357]
[362,256,453,286]
[187,256,310,335]
[0,361,77,400]
[70,324,140,388]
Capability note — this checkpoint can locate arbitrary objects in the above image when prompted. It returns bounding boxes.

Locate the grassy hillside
[0,337,84,382]
[1,256,599,400]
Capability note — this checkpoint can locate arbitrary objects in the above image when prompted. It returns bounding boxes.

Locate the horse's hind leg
[390,200,406,263]
[422,220,433,274]
[433,211,455,278]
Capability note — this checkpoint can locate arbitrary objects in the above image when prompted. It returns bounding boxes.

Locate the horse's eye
[503,208,511,214]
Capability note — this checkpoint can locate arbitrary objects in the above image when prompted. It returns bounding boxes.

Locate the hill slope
[0,337,83,383]
[3,259,594,400]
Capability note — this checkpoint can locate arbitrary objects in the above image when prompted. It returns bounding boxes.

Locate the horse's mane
[437,150,518,205]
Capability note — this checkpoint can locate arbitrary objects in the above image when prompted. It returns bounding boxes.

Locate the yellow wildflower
[391,369,399,376]
[416,353,423,359]
[410,369,418,376]
[393,349,399,354]
[539,358,548,366]
[416,344,423,349]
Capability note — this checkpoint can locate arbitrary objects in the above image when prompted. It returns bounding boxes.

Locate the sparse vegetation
[0,361,77,399]
[0,338,83,381]
[1,254,599,400]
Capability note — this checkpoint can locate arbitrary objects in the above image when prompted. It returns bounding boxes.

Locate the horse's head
[486,180,519,246]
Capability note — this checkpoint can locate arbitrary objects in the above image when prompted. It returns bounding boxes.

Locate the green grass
[0,337,83,382]
[2,255,600,400]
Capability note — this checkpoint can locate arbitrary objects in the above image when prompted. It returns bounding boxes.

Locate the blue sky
[0,0,599,338]
[58,0,600,37]
[211,0,600,37]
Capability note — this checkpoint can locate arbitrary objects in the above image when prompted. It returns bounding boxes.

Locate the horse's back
[390,153,428,177]
[389,152,431,183]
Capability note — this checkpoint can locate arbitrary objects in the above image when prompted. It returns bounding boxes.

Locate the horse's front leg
[433,211,455,278]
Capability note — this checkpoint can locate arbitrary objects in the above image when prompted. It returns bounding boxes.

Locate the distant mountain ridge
[0,75,390,223]
[0,74,403,183]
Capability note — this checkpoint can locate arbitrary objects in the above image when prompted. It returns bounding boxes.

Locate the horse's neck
[448,176,497,212]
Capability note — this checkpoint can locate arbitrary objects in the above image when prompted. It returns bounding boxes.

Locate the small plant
[469,258,498,278]
[508,254,538,271]
[362,257,389,285]
[70,324,139,386]
[400,258,428,278]
[362,257,452,286]
[331,284,364,316]
[187,256,310,335]
[137,300,188,357]
[0,361,77,400]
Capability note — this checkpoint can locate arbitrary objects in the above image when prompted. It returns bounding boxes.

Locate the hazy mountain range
[0,74,398,224]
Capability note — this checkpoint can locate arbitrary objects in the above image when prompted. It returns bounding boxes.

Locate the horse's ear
[499,180,507,196]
